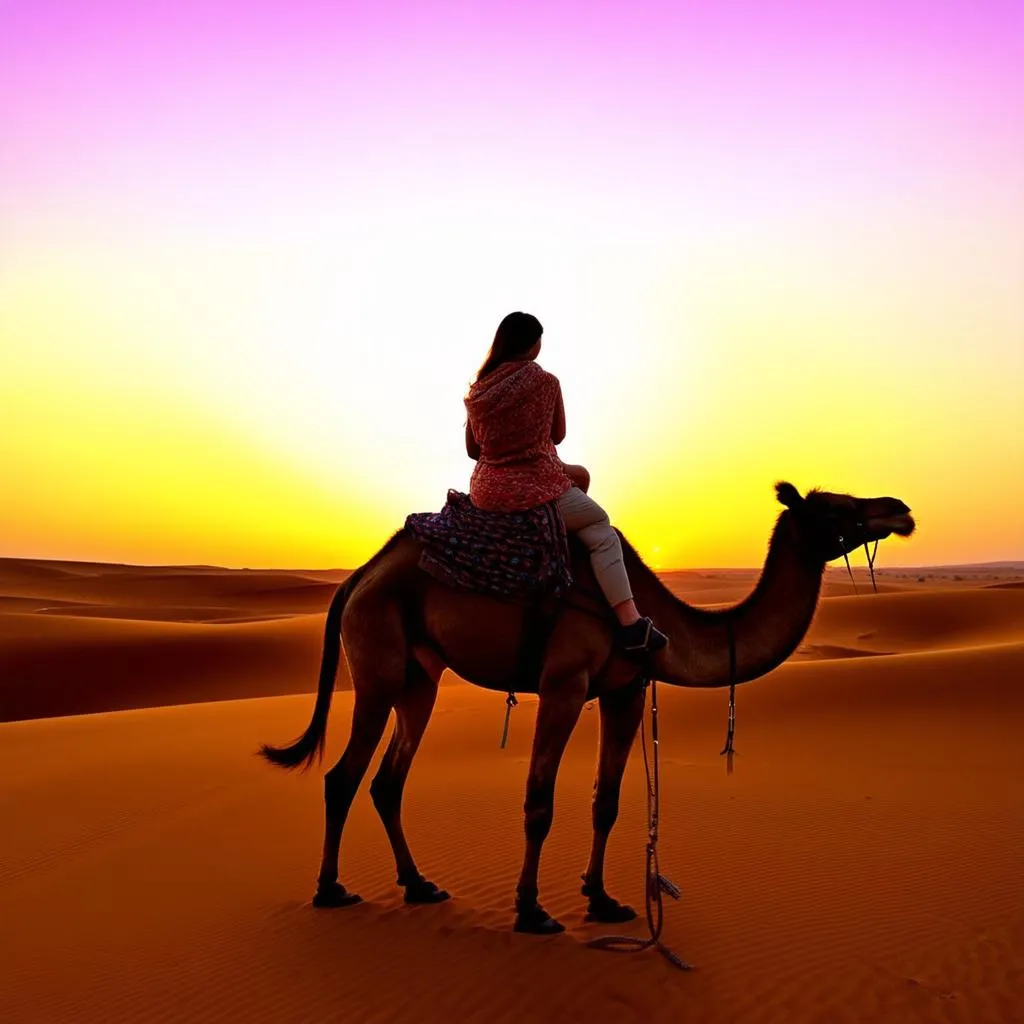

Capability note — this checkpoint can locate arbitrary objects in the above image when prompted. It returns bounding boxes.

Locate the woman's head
[476,311,543,381]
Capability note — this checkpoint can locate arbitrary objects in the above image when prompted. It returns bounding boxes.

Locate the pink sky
[2,0,1022,567]
[3,1,1020,226]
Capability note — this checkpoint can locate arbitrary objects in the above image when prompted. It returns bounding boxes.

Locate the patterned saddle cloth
[405,490,573,600]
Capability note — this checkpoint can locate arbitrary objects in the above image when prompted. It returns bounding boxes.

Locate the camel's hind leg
[313,600,408,908]
[312,689,394,907]
[369,655,449,904]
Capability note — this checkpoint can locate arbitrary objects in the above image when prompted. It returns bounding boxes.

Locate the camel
[260,481,915,934]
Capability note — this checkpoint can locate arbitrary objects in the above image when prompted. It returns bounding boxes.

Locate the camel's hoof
[403,878,451,904]
[312,883,362,908]
[514,903,565,935]
[585,896,638,924]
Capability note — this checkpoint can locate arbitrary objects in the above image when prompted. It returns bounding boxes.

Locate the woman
[464,311,668,654]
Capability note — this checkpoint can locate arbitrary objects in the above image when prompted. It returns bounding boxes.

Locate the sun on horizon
[3,0,1022,571]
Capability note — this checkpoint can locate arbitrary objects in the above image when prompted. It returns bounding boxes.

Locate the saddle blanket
[405,489,573,600]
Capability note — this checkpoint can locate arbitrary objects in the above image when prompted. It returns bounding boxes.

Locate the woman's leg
[555,487,637,624]
[555,488,667,653]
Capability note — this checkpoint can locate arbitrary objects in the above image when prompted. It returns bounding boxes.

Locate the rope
[499,691,518,749]
[587,678,692,970]
[720,619,737,774]
[865,539,879,592]
[841,536,880,595]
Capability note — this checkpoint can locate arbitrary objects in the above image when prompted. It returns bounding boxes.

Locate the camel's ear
[775,481,804,509]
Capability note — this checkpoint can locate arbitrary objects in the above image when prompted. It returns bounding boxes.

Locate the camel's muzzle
[867,513,916,538]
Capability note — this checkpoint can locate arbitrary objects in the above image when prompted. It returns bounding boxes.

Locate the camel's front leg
[581,682,645,922]
[514,672,588,934]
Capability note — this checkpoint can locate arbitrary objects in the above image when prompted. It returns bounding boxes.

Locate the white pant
[555,486,632,606]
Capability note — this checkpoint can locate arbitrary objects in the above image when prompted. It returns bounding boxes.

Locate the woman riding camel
[464,311,669,654]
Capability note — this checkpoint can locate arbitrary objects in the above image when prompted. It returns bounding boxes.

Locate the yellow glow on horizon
[3,199,1022,570]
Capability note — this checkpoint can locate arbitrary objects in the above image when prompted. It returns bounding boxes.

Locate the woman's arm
[551,384,587,489]
[465,420,481,461]
[551,387,566,445]
[562,463,590,493]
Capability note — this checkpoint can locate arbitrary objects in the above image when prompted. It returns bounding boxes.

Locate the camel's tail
[258,565,366,772]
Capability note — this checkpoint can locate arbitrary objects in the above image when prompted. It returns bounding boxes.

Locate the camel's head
[775,481,916,562]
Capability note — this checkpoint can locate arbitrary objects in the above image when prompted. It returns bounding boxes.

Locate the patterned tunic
[464,360,573,512]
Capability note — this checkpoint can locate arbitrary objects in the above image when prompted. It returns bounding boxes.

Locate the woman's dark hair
[475,311,543,381]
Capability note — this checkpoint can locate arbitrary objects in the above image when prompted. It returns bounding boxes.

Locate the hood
[465,360,539,418]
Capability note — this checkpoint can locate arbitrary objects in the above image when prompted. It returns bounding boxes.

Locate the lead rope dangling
[499,691,518,749]
[842,534,880,595]
[865,539,879,593]
[841,535,859,596]
[587,677,692,970]
[720,620,737,774]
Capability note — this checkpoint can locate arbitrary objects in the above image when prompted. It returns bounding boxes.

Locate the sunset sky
[3,0,1022,570]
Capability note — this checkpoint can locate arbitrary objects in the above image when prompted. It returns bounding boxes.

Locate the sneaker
[618,616,669,654]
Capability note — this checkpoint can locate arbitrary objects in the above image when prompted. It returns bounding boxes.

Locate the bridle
[838,528,880,595]
[797,502,883,595]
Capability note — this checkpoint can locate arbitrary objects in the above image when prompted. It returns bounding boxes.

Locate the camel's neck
[624,511,824,687]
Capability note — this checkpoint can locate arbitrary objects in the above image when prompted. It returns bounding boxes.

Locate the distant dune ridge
[2,556,1022,722]
[1,555,1022,1021]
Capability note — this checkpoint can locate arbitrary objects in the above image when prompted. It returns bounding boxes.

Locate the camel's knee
[593,797,620,835]
[369,768,402,816]
[524,779,556,843]
[593,791,620,835]
[324,761,360,815]
[524,807,553,844]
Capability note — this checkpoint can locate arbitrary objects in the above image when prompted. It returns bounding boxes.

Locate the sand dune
[0,561,346,611]
[804,588,1024,654]
[2,557,1022,1022]
[3,559,1022,722]
[0,610,338,721]
[2,647,1022,1022]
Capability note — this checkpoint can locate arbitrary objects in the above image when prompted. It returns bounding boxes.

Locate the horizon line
[3,554,1023,575]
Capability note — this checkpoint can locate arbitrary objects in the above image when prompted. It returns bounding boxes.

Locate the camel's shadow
[259,893,692,1016]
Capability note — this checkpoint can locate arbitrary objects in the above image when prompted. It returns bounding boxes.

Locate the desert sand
[2,555,1023,1022]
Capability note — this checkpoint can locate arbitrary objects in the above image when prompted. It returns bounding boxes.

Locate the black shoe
[618,616,669,654]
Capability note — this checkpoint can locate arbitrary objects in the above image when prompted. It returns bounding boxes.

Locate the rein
[503,532,881,750]
[587,677,692,970]
[586,531,883,966]
[717,530,881,764]
[501,528,885,969]
[842,538,880,595]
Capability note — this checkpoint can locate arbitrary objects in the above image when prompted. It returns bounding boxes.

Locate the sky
[2,0,1022,569]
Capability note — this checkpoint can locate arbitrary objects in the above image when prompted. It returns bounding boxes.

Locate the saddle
[406,489,577,691]
[405,489,573,602]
